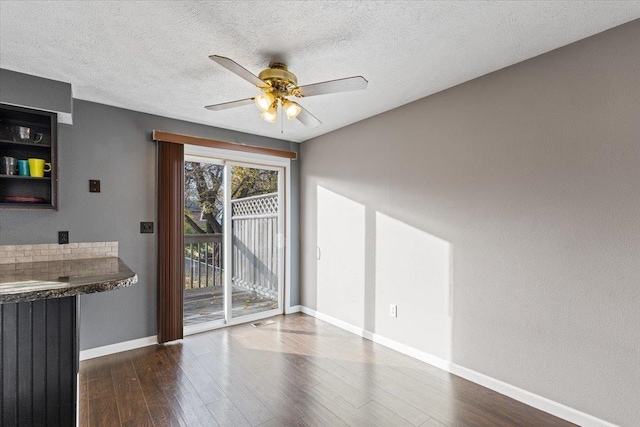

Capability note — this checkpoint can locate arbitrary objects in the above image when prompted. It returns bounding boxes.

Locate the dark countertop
[0,257,138,304]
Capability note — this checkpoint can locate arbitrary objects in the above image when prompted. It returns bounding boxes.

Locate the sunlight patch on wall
[316,186,366,328]
[375,212,452,361]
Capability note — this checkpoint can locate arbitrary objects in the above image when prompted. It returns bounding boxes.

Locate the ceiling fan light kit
[255,92,276,112]
[260,105,278,123]
[282,99,302,120]
[206,55,368,129]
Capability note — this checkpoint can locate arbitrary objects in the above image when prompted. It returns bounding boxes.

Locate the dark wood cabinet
[1,296,78,427]
[0,104,58,210]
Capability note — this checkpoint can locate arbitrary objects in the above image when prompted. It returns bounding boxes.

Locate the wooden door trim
[153,130,297,160]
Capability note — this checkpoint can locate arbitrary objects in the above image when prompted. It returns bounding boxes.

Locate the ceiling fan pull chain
[280,103,284,134]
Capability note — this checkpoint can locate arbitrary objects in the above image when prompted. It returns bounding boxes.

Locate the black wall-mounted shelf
[0,175,51,181]
[0,139,52,148]
[0,104,58,210]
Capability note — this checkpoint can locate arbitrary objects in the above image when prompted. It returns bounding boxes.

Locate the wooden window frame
[153,131,297,160]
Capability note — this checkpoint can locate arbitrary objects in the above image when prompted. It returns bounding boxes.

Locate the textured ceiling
[1,2,639,143]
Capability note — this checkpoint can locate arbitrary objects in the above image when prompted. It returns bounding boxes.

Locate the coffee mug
[11,126,43,144]
[0,156,17,175]
[28,158,51,178]
[17,159,30,176]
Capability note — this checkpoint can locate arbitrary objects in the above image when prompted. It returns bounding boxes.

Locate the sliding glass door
[183,158,225,326]
[184,155,284,332]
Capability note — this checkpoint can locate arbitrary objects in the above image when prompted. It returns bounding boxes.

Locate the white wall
[300,20,640,426]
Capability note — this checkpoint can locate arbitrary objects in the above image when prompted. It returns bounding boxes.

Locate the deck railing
[184,193,279,299]
[184,233,222,289]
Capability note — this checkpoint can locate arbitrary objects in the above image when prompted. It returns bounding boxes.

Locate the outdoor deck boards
[183,286,277,326]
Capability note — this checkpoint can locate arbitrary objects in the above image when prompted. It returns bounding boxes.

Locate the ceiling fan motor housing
[259,63,298,93]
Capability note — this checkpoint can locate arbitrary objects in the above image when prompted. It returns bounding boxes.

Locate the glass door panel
[183,159,226,327]
[228,164,283,320]
[183,155,284,331]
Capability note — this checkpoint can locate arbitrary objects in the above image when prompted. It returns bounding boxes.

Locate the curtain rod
[152,130,297,160]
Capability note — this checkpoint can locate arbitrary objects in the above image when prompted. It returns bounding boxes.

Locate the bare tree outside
[184,162,277,234]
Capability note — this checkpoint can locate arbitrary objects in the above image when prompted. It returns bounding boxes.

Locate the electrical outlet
[58,231,69,245]
[140,222,154,234]
[390,304,397,318]
[89,180,101,193]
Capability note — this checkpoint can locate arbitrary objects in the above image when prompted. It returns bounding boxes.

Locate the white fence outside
[231,192,279,299]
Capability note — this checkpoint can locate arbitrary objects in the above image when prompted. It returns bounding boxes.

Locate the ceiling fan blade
[209,55,265,87]
[296,105,322,128]
[297,76,368,97]
[205,98,255,111]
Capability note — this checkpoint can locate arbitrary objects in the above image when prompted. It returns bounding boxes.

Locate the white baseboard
[84,308,301,360]
[299,306,617,427]
[285,305,301,314]
[363,329,453,372]
[300,306,365,336]
[79,335,157,361]
[448,364,618,427]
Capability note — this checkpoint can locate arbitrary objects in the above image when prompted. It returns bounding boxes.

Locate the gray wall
[0,98,300,350]
[0,69,73,122]
[300,20,639,426]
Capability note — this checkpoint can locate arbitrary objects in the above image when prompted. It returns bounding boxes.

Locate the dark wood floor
[79,313,576,427]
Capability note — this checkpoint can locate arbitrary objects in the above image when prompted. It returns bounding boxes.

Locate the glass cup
[11,126,43,143]
[0,156,17,175]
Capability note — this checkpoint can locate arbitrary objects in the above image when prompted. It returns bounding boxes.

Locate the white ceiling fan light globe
[260,104,278,123]
[283,100,302,120]
[255,92,275,112]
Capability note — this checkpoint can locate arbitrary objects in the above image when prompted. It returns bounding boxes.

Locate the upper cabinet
[0,104,58,210]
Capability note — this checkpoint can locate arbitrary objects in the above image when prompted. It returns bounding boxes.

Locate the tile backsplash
[0,242,118,264]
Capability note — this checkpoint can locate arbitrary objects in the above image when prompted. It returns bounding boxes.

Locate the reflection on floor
[183,286,278,326]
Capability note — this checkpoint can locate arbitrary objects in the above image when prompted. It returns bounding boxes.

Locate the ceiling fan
[205,55,368,129]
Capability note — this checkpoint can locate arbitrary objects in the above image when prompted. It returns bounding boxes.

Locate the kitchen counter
[0,256,137,304]
[0,255,138,426]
